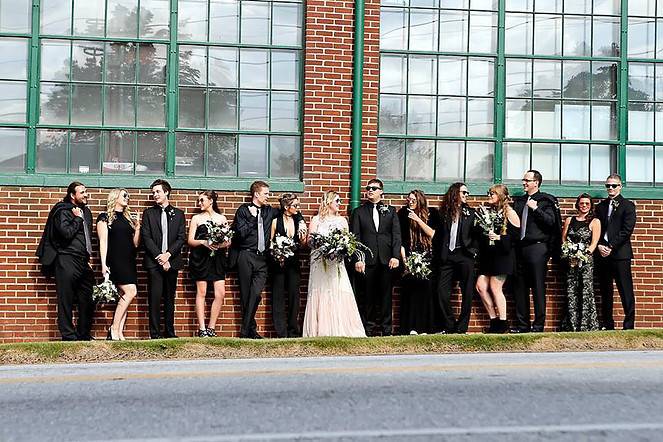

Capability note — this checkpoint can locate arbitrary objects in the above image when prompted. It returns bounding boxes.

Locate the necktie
[604,199,615,242]
[161,208,168,253]
[373,204,380,231]
[257,208,265,252]
[449,216,459,251]
[520,197,530,240]
[81,209,92,256]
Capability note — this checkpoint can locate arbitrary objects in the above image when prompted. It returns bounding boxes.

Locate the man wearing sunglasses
[595,174,636,330]
[350,178,401,336]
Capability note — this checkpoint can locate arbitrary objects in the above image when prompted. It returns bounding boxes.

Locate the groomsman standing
[351,178,401,336]
[141,179,186,339]
[595,174,637,330]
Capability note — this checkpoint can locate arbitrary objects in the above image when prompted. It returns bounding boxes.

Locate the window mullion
[618,0,629,181]
[494,0,506,183]
[166,0,179,177]
[26,0,41,174]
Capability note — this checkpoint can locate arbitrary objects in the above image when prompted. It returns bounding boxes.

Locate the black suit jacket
[432,205,478,265]
[512,191,557,245]
[141,204,186,271]
[595,194,636,260]
[350,202,401,266]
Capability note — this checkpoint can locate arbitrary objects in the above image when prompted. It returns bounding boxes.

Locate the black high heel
[106,328,112,341]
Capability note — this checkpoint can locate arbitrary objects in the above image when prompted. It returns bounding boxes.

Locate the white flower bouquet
[404,251,432,280]
[309,228,372,263]
[561,240,591,268]
[204,220,234,256]
[92,275,119,304]
[475,205,505,246]
[271,233,297,266]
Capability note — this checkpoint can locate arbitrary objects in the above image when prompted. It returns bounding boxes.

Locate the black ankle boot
[496,319,508,334]
[485,318,498,333]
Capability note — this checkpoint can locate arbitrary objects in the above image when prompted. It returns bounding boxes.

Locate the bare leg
[208,280,226,330]
[489,275,508,320]
[476,275,497,319]
[111,284,136,339]
[195,281,208,331]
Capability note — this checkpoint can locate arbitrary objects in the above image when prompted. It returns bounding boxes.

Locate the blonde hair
[318,190,339,219]
[105,188,136,227]
[488,184,510,235]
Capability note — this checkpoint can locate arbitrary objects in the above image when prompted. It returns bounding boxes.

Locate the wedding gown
[302,216,366,337]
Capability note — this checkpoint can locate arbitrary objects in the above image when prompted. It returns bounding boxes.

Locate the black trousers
[237,250,268,337]
[435,250,475,333]
[513,243,549,331]
[271,260,301,338]
[54,254,94,340]
[399,276,433,334]
[146,267,179,338]
[596,256,635,330]
[356,263,394,335]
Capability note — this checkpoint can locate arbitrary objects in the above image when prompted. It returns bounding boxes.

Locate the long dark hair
[408,190,431,251]
[197,190,220,214]
[64,181,84,202]
[575,193,594,220]
[440,182,465,221]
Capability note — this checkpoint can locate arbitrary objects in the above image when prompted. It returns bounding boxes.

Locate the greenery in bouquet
[309,228,373,264]
[92,276,120,304]
[561,240,591,268]
[474,205,505,246]
[404,251,432,280]
[204,220,234,256]
[271,233,298,266]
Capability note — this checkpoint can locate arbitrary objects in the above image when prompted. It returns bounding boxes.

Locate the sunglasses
[460,190,470,196]
[289,203,300,208]
[121,192,129,199]
[522,178,536,183]
[406,197,417,202]
[605,183,621,189]
[487,191,496,196]
[365,186,382,191]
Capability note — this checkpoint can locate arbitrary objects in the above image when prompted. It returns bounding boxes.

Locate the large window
[0,0,303,181]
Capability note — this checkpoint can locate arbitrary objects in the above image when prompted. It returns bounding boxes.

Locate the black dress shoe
[164,334,179,339]
[510,328,530,334]
[531,327,544,333]
[150,334,163,339]
[250,333,264,339]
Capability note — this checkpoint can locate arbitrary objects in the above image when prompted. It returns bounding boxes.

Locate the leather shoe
[531,327,544,333]
[150,334,163,339]
[250,333,263,339]
[164,334,179,339]
[509,328,530,334]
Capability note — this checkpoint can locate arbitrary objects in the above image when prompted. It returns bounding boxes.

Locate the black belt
[243,249,267,256]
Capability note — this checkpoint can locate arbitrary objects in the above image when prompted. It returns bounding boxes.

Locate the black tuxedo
[595,194,636,329]
[350,201,401,335]
[432,205,478,333]
[141,204,186,338]
[512,191,557,332]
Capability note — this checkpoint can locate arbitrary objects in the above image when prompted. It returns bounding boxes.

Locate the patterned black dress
[562,217,599,331]
[189,223,226,282]
[96,211,137,285]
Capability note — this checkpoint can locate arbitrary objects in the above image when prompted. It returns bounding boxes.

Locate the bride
[302,191,366,337]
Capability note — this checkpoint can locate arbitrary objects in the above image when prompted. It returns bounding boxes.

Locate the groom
[351,178,401,336]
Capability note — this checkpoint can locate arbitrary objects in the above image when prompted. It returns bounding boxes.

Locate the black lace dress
[189,223,226,282]
[96,211,137,285]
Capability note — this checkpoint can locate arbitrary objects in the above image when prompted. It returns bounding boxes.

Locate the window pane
[506,0,533,12]
[209,47,238,87]
[379,94,406,134]
[178,0,208,41]
[562,101,590,139]
[0,38,28,80]
[533,59,561,99]
[436,141,464,181]
[505,13,533,55]
[532,100,561,138]
[139,0,170,39]
[506,99,531,137]
[531,143,559,183]
[105,85,135,126]
[178,87,206,128]
[272,50,299,90]
[438,97,465,136]
[103,131,134,174]
[138,44,167,84]
[0,0,30,33]
[176,132,204,176]
[467,97,493,137]
[629,63,654,100]
[593,16,619,57]
[594,0,619,15]
[71,84,102,125]
[73,0,105,37]
[439,57,466,95]
[466,142,493,181]
[0,81,26,123]
[405,139,435,181]
[381,54,407,94]
[271,91,298,132]
[506,59,531,97]
[656,104,663,141]
[408,56,437,95]
[210,0,239,43]
[503,142,530,180]
[590,144,615,183]
[626,145,653,185]
[377,138,405,180]
[562,61,590,99]
[239,134,268,177]
[592,101,617,140]
[272,3,302,46]
[179,46,207,86]
[628,18,655,58]
[106,42,137,83]
[471,0,497,9]
[656,146,663,184]
[41,0,72,35]
[241,1,270,45]
[240,49,269,89]
[592,62,617,100]
[209,89,237,129]
[270,135,300,178]
[628,102,654,141]
[468,58,494,96]
[137,131,165,174]
[469,12,497,53]
[208,134,237,176]
[107,0,138,38]
[40,83,70,124]
[629,0,656,16]
[0,128,26,173]
[561,143,589,184]
[71,41,103,82]
[564,0,590,14]
[70,130,101,174]
[41,40,70,81]
[533,14,561,55]
[407,96,436,135]
[563,16,591,56]
[409,9,438,52]
[37,129,68,173]
[380,8,408,50]
[240,90,269,130]
[440,10,468,52]
[137,86,166,127]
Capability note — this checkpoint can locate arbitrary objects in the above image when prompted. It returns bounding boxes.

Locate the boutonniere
[377,203,390,215]
[611,199,620,209]
[165,206,176,220]
[461,206,471,217]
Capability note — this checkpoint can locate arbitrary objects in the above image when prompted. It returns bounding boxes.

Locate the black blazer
[141,204,186,270]
[595,194,636,260]
[432,204,478,264]
[512,191,557,245]
[350,202,401,266]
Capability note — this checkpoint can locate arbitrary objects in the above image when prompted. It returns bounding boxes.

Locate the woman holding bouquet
[269,193,305,338]
[97,188,140,341]
[560,193,600,331]
[397,190,440,335]
[187,190,230,337]
[302,191,366,337]
[475,184,520,333]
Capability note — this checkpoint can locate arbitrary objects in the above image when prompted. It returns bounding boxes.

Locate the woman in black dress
[269,193,306,338]
[187,190,230,337]
[397,190,439,335]
[97,188,140,341]
[475,184,520,333]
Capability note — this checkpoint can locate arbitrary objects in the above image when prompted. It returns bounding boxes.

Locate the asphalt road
[1,351,662,441]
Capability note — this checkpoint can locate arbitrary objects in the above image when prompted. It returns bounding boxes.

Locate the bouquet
[404,251,432,280]
[474,205,505,246]
[309,228,372,264]
[204,220,234,256]
[271,234,297,266]
[92,275,119,304]
[561,240,591,268]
